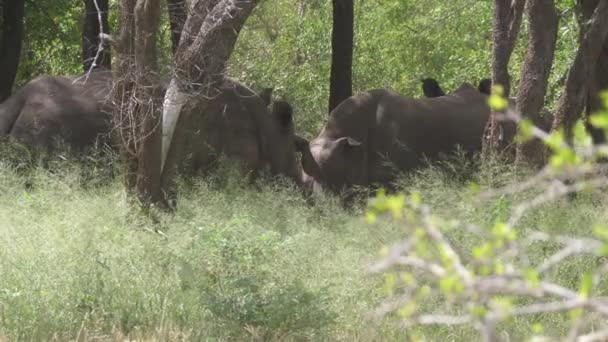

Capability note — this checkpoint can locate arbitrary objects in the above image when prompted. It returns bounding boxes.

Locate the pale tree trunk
[515,0,559,167]
[113,0,164,207]
[328,0,353,113]
[551,0,608,142]
[166,0,187,54]
[160,0,260,202]
[0,0,25,102]
[580,0,608,144]
[482,0,526,155]
[82,0,111,71]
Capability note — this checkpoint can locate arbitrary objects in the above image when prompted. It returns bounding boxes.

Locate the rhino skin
[0,70,301,185]
[0,69,113,149]
[297,83,492,195]
[184,79,300,184]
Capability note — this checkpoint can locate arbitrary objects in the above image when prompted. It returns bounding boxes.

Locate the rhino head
[295,134,366,195]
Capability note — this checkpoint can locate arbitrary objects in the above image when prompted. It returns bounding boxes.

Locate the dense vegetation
[15,0,579,134]
[1,155,607,340]
[2,0,608,340]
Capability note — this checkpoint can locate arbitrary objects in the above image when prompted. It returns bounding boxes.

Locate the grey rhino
[422,77,554,144]
[0,70,301,185]
[183,79,301,184]
[296,83,491,195]
[0,69,114,149]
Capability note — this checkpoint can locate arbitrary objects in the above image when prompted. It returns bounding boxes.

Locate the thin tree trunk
[113,0,164,207]
[0,0,25,102]
[134,0,163,205]
[515,0,559,167]
[113,0,137,191]
[482,0,526,155]
[551,0,608,142]
[491,0,526,97]
[160,0,260,192]
[328,0,353,113]
[166,0,187,54]
[580,0,608,144]
[82,0,111,71]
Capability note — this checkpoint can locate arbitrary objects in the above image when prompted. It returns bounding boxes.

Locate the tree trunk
[491,0,526,97]
[515,0,559,167]
[82,0,112,71]
[160,0,260,197]
[551,0,608,142]
[113,0,164,207]
[0,0,25,103]
[482,0,526,155]
[328,0,353,113]
[580,0,608,144]
[166,0,187,54]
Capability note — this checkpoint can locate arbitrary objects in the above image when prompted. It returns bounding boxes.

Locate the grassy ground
[0,155,607,341]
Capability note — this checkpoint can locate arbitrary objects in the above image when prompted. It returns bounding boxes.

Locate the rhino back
[9,75,111,148]
[380,83,489,158]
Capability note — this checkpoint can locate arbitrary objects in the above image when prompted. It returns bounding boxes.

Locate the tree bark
[113,0,164,207]
[551,0,608,142]
[82,0,112,71]
[328,0,353,113]
[160,0,260,196]
[0,0,25,103]
[166,0,187,54]
[515,0,559,167]
[579,0,608,144]
[482,0,526,155]
[491,0,526,97]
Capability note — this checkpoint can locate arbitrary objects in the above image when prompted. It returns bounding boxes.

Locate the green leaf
[384,273,397,294]
[488,95,508,112]
[517,119,535,143]
[524,269,540,288]
[472,242,492,261]
[398,301,417,318]
[531,322,544,334]
[589,112,608,129]
[573,119,592,147]
[601,90,608,110]
[593,225,608,241]
[544,129,566,152]
[579,272,593,299]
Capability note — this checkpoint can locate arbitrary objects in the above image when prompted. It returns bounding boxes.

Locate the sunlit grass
[0,154,606,341]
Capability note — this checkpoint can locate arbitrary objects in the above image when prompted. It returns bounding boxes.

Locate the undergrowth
[0,152,606,341]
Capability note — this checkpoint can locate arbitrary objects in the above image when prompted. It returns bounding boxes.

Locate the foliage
[369,91,608,341]
[15,0,174,86]
[229,0,580,136]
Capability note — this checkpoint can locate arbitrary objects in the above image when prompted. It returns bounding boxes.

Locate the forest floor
[0,154,606,341]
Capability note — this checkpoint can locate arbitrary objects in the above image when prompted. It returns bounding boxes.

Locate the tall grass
[0,154,606,341]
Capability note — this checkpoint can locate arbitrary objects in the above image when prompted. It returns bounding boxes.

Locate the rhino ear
[295,135,322,180]
[478,78,492,95]
[259,87,274,106]
[271,100,294,130]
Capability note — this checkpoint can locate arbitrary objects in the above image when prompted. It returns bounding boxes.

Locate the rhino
[183,80,301,184]
[296,83,492,195]
[421,77,555,144]
[0,70,301,185]
[0,69,114,149]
